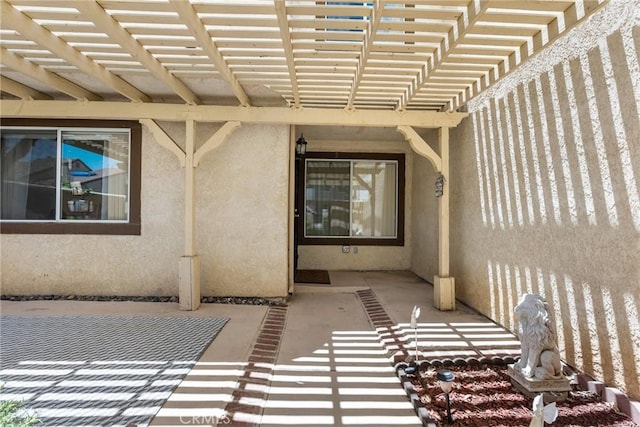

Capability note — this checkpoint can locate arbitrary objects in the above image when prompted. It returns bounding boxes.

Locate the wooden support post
[396,125,454,310]
[288,125,296,294]
[434,127,455,311]
[179,119,200,310]
[140,119,240,311]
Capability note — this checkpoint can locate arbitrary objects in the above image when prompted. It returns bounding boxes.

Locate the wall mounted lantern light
[437,369,455,424]
[435,173,445,197]
[296,134,308,157]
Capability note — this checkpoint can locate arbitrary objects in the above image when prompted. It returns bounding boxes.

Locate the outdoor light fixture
[435,173,445,197]
[295,134,307,156]
[437,369,455,424]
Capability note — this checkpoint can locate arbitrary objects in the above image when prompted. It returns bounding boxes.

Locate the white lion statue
[514,294,563,380]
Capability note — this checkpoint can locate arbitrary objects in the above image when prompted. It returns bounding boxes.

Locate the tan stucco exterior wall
[296,138,413,271]
[450,1,640,399]
[410,129,439,283]
[0,122,290,298]
[0,127,183,297]
[196,123,290,297]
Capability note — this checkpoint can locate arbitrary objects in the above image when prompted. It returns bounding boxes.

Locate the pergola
[0,0,606,309]
[0,0,605,110]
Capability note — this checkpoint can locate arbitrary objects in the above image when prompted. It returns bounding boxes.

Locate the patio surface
[0,270,520,426]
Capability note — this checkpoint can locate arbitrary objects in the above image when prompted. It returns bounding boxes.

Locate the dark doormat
[295,269,331,284]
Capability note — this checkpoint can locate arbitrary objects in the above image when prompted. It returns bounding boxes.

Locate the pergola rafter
[169,0,251,107]
[73,0,200,105]
[274,1,300,108]
[0,0,149,102]
[399,0,490,111]
[346,0,385,110]
[0,46,102,101]
[0,75,51,100]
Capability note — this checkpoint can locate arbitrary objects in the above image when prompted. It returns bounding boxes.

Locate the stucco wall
[296,138,413,271]
[450,1,640,399]
[196,123,290,297]
[0,122,290,298]
[410,130,440,283]
[0,125,183,296]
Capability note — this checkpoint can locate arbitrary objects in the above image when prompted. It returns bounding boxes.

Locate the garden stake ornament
[410,305,421,362]
[530,394,558,426]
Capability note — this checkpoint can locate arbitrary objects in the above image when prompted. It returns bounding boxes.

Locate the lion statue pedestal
[507,294,571,402]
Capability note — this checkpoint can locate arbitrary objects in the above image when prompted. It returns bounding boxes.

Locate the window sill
[299,236,404,246]
[0,222,141,235]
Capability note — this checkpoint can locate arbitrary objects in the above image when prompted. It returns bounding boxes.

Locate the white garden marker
[530,394,558,427]
[410,305,421,361]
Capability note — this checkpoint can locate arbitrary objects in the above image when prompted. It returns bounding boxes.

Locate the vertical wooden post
[288,125,296,294]
[439,126,450,277]
[179,119,200,310]
[184,120,196,257]
[434,126,455,310]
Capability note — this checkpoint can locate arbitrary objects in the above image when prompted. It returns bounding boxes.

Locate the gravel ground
[409,363,637,427]
[1,294,287,306]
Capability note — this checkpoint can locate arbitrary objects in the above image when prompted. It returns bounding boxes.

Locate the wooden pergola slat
[169,0,250,107]
[74,0,200,105]
[1,0,149,102]
[0,0,608,112]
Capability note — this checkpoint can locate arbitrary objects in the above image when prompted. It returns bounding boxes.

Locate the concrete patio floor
[1,270,520,426]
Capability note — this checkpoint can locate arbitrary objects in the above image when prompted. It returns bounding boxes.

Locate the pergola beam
[346,0,385,110]
[400,0,490,111]
[0,76,51,100]
[274,0,300,108]
[455,0,607,110]
[0,0,149,103]
[0,47,102,101]
[170,0,251,107]
[74,1,200,105]
[0,100,467,128]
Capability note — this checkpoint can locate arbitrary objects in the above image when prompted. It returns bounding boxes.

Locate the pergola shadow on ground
[151,271,522,426]
[3,271,636,426]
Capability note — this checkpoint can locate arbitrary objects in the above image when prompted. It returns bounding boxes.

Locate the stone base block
[434,276,455,311]
[507,364,571,403]
[179,255,201,311]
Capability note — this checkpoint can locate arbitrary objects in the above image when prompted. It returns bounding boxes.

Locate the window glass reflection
[61,131,130,221]
[1,129,57,220]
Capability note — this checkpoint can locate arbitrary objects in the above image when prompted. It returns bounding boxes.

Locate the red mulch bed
[409,364,637,427]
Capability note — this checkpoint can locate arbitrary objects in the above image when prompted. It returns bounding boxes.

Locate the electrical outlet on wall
[342,245,350,253]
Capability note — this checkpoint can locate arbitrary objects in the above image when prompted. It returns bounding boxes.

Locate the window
[1,119,141,235]
[299,152,404,246]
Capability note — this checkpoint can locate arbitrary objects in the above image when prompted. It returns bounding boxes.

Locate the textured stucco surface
[0,127,184,297]
[451,0,640,400]
[410,129,439,283]
[298,244,411,271]
[296,137,413,271]
[0,122,290,298]
[196,123,290,297]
